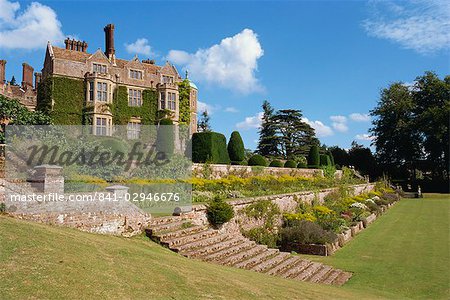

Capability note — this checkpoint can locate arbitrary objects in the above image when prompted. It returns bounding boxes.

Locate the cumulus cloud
[167,29,264,93]
[302,117,334,137]
[224,107,239,113]
[330,115,348,132]
[355,134,375,141]
[236,112,263,130]
[197,101,221,115]
[125,38,153,56]
[0,0,64,49]
[363,0,450,54]
[349,113,371,122]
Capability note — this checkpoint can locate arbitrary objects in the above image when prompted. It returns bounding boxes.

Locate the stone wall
[192,163,324,179]
[181,183,375,233]
[2,178,150,236]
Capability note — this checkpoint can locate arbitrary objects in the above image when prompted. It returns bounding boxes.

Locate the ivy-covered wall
[111,86,158,125]
[37,76,85,125]
[178,79,191,125]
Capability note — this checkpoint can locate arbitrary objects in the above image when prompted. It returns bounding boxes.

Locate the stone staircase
[145,216,352,286]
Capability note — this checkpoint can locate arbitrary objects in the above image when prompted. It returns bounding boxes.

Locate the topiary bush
[156,119,175,156]
[297,161,307,168]
[284,160,297,168]
[320,154,332,166]
[192,132,230,164]
[227,131,245,163]
[247,154,268,166]
[206,197,234,226]
[269,160,283,167]
[307,145,320,168]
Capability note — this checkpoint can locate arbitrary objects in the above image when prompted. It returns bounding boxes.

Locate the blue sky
[0,0,448,150]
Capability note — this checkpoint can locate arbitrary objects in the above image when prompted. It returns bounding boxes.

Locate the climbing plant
[178,79,191,125]
[111,86,158,125]
[37,76,85,125]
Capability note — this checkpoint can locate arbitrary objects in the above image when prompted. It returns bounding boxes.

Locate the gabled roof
[52,46,91,62]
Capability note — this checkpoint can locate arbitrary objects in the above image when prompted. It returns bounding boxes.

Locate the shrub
[192,132,230,164]
[280,220,337,245]
[227,131,245,162]
[206,197,234,226]
[269,160,283,167]
[97,136,129,154]
[307,145,320,168]
[156,120,175,156]
[283,212,317,226]
[328,151,335,166]
[248,154,267,166]
[320,154,331,166]
[0,203,5,213]
[243,227,279,248]
[284,160,297,168]
[297,161,307,168]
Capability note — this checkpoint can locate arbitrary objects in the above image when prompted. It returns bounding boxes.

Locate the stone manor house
[0,24,198,134]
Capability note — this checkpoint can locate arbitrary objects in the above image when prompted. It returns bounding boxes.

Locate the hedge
[192,132,230,164]
[227,131,245,162]
[248,154,268,166]
[284,160,297,168]
[269,160,283,167]
[320,154,332,166]
[307,145,320,168]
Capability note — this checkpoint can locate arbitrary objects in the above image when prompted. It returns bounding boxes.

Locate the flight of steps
[145,216,352,286]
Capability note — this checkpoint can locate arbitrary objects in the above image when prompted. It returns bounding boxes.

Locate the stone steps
[182,236,244,258]
[234,248,278,269]
[250,251,291,272]
[203,240,256,262]
[220,244,267,266]
[280,259,312,279]
[145,216,352,286]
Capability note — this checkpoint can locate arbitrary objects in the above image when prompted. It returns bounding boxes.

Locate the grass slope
[303,195,450,299]
[0,195,448,299]
[0,217,373,300]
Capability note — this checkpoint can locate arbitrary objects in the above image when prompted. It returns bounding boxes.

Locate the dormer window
[93,63,107,74]
[130,69,143,80]
[162,75,174,84]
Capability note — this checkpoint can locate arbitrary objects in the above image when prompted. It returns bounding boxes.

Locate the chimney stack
[104,24,115,60]
[34,72,42,89]
[22,63,34,90]
[0,60,6,84]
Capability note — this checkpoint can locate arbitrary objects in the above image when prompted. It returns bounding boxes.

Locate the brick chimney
[104,24,115,60]
[34,72,42,89]
[22,63,34,90]
[0,60,6,84]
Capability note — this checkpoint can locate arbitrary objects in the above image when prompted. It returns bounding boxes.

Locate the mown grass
[301,195,449,299]
[0,195,448,299]
[0,215,375,300]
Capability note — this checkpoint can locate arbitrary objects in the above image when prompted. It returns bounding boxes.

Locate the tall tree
[412,72,450,180]
[348,141,378,178]
[370,82,422,179]
[328,146,349,167]
[197,110,211,132]
[256,100,278,157]
[272,109,318,159]
[10,76,17,86]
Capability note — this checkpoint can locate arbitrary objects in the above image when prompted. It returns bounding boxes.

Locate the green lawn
[0,195,448,299]
[302,195,450,299]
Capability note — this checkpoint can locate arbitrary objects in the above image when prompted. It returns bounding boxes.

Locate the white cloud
[363,0,450,54]
[355,134,375,141]
[224,107,238,113]
[236,112,263,130]
[330,115,348,132]
[332,122,349,133]
[167,28,264,93]
[125,38,153,56]
[349,113,371,122]
[330,115,347,123]
[302,117,334,137]
[0,0,64,49]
